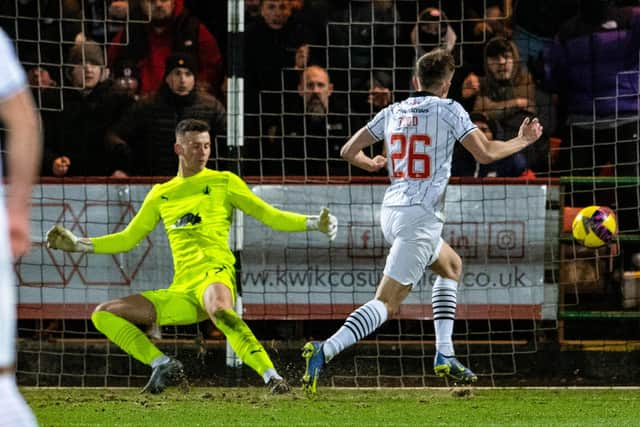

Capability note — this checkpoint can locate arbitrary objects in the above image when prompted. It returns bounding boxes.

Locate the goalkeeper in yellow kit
[46,119,337,394]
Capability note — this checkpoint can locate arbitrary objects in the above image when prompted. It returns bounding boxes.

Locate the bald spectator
[107,0,223,97]
[298,65,333,116]
[247,66,380,178]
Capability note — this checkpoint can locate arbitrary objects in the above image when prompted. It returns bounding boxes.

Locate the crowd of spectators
[1,0,639,181]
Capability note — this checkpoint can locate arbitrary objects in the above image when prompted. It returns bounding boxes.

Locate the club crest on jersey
[173,212,202,228]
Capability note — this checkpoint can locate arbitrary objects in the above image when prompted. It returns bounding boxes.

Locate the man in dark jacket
[42,41,134,177]
[107,53,226,176]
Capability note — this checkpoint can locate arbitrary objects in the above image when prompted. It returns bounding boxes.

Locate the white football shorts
[381,204,444,286]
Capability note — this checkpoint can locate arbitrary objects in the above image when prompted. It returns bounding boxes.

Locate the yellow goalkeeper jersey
[91,168,307,283]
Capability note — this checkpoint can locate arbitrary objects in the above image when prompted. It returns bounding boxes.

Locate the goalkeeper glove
[307,208,338,241]
[46,225,94,253]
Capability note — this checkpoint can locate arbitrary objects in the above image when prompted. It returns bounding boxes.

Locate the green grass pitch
[24,387,639,426]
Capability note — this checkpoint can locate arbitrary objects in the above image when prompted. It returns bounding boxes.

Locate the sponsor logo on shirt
[173,212,202,228]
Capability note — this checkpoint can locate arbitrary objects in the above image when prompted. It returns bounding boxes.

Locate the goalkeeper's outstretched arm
[46,187,161,254]
[306,208,338,241]
[46,217,157,254]
[227,173,338,240]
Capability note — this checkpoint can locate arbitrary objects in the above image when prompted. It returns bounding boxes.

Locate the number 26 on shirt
[389,133,432,178]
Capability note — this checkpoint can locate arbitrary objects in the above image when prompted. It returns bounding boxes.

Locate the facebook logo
[347,222,385,258]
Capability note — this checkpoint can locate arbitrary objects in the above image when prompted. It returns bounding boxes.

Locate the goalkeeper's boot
[301,341,325,396]
[433,352,477,384]
[141,357,185,394]
[267,377,290,395]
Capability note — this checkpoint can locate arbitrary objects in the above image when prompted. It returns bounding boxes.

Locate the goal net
[5,0,640,389]
[241,0,559,386]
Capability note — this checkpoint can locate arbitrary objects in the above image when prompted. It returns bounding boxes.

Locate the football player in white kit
[0,28,42,426]
[302,48,543,394]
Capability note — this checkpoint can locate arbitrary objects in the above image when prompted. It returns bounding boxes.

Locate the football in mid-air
[571,205,618,248]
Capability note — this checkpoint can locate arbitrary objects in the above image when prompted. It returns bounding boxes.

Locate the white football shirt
[367,92,476,213]
[0,29,27,102]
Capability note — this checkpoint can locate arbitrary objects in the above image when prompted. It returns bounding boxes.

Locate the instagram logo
[489,222,524,258]
[496,230,516,250]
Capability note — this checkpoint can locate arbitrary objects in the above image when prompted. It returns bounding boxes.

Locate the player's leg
[429,243,462,358]
[303,206,442,393]
[91,294,165,366]
[202,282,288,392]
[321,275,410,362]
[302,276,411,395]
[0,276,37,426]
[429,243,477,383]
[302,205,428,394]
[91,291,198,393]
[0,372,38,427]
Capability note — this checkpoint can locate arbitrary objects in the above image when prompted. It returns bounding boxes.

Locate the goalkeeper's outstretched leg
[204,283,290,394]
[89,283,291,395]
[91,294,188,394]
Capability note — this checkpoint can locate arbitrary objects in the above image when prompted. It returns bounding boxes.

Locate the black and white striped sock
[323,299,388,362]
[432,276,458,356]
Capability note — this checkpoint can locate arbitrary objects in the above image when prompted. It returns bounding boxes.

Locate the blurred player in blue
[302,48,543,395]
[0,28,42,426]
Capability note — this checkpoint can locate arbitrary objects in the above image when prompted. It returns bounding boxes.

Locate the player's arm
[0,89,42,258]
[461,117,543,164]
[46,187,161,253]
[340,126,387,172]
[228,173,337,240]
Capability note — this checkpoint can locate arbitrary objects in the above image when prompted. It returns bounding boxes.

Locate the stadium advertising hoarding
[246,185,552,320]
[18,183,555,320]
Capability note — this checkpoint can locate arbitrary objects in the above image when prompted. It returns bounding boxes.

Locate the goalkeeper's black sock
[323,299,388,362]
[432,276,457,356]
[212,309,276,378]
[91,310,164,365]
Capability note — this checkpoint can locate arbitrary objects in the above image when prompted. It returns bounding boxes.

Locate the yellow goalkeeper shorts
[141,264,236,326]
